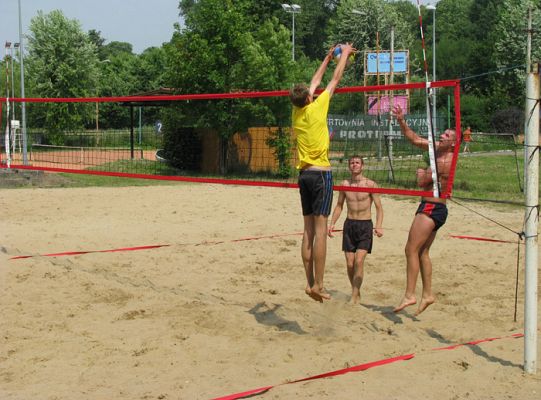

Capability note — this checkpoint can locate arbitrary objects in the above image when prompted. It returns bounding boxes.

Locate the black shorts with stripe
[416,201,448,231]
[298,170,333,216]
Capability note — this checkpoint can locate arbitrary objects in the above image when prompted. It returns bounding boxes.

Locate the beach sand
[1,183,539,399]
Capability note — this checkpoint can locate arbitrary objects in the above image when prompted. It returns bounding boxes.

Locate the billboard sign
[365,51,408,74]
[367,95,408,115]
[328,113,445,140]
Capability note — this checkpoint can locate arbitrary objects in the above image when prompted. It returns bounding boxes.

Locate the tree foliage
[164,0,293,172]
[25,10,99,143]
[2,0,537,140]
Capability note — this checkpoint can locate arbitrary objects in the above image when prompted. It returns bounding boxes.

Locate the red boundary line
[211,333,523,400]
[10,244,170,260]
[449,235,521,245]
[11,231,517,260]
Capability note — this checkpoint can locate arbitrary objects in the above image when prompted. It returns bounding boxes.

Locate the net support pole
[130,105,135,160]
[416,0,439,198]
[523,62,539,374]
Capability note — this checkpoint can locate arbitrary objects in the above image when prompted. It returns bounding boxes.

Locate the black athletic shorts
[342,219,373,253]
[298,170,333,216]
[416,201,448,231]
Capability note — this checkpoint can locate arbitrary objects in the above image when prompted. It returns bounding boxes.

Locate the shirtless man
[391,104,456,316]
[328,156,384,304]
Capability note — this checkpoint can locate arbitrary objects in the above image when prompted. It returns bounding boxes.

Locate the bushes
[162,124,202,171]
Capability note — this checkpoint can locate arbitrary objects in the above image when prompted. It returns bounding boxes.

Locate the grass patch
[453,153,527,204]
[55,173,186,188]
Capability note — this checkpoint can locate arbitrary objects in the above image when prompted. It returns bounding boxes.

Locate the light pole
[427,4,437,132]
[11,43,19,119]
[4,42,12,99]
[18,0,28,165]
[281,4,301,61]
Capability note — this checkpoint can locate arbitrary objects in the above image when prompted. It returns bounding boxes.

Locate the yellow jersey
[292,90,331,169]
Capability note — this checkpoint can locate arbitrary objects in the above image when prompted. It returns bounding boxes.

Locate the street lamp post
[281,4,301,61]
[12,43,19,119]
[18,0,28,165]
[4,42,12,99]
[427,4,437,132]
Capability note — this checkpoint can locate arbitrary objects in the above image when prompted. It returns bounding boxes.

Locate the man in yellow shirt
[290,43,354,302]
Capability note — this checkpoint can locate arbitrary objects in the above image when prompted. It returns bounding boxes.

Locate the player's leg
[345,251,355,287]
[310,214,331,300]
[351,249,368,304]
[415,230,438,315]
[301,215,319,300]
[394,213,435,312]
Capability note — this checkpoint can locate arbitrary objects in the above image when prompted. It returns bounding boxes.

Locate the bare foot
[305,286,323,302]
[414,296,435,316]
[320,287,332,300]
[393,296,416,313]
[350,289,360,305]
[311,286,331,301]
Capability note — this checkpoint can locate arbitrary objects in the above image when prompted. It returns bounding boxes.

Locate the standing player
[391,104,456,315]
[328,155,384,304]
[290,43,354,302]
[462,126,472,153]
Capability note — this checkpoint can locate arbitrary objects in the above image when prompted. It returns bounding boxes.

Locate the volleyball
[333,45,355,66]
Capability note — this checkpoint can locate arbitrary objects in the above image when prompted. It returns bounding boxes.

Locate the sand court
[0,184,539,399]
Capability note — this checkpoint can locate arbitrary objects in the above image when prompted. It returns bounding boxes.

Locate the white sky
[0,0,181,54]
[0,1,439,55]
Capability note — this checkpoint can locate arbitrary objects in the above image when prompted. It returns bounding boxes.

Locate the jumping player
[328,155,384,304]
[290,43,354,302]
[391,104,456,315]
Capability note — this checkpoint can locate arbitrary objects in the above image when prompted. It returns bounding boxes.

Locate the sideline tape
[211,333,523,400]
[10,244,170,260]
[11,231,513,260]
[449,235,520,244]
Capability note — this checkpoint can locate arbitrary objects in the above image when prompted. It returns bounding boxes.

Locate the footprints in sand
[118,309,147,321]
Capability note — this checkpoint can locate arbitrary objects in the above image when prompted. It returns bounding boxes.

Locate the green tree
[25,10,99,143]
[288,0,339,60]
[102,41,134,59]
[326,0,417,84]
[467,0,504,96]
[165,0,292,173]
[492,0,541,101]
[97,52,140,129]
[137,47,167,92]
[88,29,107,60]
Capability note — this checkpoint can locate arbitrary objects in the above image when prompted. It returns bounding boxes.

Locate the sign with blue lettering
[365,51,408,74]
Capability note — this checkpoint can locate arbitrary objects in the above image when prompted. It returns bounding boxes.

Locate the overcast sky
[0,0,181,54]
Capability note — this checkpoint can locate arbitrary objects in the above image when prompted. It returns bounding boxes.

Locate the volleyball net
[1,80,463,197]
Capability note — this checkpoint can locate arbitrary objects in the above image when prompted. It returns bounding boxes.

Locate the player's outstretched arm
[326,43,354,96]
[309,46,335,96]
[392,104,428,150]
